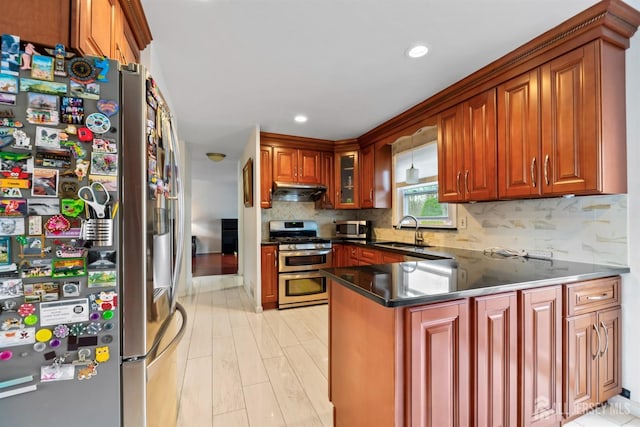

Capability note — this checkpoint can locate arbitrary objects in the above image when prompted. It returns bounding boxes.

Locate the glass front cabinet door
[334,150,359,209]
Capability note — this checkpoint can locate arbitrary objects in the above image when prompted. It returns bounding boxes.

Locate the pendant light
[405,134,419,184]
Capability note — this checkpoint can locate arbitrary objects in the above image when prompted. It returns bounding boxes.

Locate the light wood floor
[176,276,640,427]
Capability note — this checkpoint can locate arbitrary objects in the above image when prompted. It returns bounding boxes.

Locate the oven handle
[278,271,327,280]
[280,249,332,257]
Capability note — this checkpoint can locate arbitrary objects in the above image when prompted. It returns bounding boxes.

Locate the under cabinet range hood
[272,181,327,202]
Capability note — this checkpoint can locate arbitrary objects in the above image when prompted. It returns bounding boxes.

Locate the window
[393,127,457,229]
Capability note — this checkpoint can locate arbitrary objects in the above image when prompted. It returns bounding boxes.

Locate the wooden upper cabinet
[438,104,465,202]
[260,146,273,208]
[335,150,359,209]
[316,151,335,209]
[540,40,626,196]
[74,0,114,58]
[359,145,375,208]
[439,89,497,202]
[360,144,391,209]
[0,0,72,48]
[113,2,139,64]
[298,149,321,183]
[498,70,541,198]
[0,0,148,64]
[463,89,497,200]
[273,147,320,184]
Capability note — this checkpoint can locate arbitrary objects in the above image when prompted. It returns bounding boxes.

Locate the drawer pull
[585,293,610,301]
[600,321,609,357]
[593,323,602,360]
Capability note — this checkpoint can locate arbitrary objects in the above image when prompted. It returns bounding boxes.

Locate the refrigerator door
[121,302,186,427]
[120,65,172,359]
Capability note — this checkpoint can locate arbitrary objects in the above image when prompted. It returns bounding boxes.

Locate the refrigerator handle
[168,116,184,313]
[147,302,187,370]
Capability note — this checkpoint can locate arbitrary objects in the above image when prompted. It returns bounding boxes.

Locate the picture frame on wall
[243,157,253,207]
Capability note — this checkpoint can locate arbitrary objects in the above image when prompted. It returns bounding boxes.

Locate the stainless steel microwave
[334,220,372,240]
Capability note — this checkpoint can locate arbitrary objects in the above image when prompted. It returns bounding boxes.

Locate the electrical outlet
[459,216,467,229]
[526,249,553,260]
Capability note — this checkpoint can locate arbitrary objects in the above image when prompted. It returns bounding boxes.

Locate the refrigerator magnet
[19,258,52,278]
[28,216,42,235]
[0,218,24,236]
[69,80,99,100]
[96,100,118,117]
[0,199,27,216]
[0,278,23,300]
[31,168,59,197]
[67,57,96,84]
[18,236,46,259]
[85,112,110,134]
[34,126,61,149]
[51,257,86,278]
[29,55,54,81]
[94,57,109,82]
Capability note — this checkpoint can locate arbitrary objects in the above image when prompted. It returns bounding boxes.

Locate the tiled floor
[176,275,639,427]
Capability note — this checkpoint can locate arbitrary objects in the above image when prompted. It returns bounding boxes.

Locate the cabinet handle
[593,323,602,360]
[464,170,469,194]
[531,157,537,187]
[585,293,609,301]
[600,321,609,357]
[269,188,272,202]
[370,188,373,200]
[274,256,277,268]
[544,155,550,186]
[456,171,461,195]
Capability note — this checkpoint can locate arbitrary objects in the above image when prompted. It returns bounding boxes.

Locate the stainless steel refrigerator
[0,50,186,427]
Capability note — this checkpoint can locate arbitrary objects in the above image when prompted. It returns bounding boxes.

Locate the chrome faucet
[395,215,425,246]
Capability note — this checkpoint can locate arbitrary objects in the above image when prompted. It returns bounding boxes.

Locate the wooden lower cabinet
[519,286,563,427]
[473,293,518,427]
[564,277,622,420]
[407,299,470,427]
[260,245,278,310]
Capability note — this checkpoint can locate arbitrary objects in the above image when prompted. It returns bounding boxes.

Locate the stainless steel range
[269,220,332,309]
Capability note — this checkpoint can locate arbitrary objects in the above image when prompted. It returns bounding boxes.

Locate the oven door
[278,271,328,309]
[278,249,332,273]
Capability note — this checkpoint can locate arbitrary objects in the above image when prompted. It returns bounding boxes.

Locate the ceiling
[141,0,599,164]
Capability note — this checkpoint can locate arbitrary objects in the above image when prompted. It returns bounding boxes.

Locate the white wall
[191,160,238,253]
[240,126,262,311]
[622,0,640,403]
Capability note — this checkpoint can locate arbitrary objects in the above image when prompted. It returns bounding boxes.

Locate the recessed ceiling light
[294,114,308,123]
[406,44,429,59]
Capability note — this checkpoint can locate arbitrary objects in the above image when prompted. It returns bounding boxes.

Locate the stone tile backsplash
[262,194,628,266]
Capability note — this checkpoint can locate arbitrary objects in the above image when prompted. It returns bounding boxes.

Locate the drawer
[565,276,620,316]
[358,247,380,265]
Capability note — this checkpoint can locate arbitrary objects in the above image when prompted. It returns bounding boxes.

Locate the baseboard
[608,395,640,417]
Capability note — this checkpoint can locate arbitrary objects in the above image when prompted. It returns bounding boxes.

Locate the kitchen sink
[373,242,452,260]
[375,242,429,249]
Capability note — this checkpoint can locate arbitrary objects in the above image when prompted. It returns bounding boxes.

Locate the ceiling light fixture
[294,114,308,123]
[206,152,226,162]
[406,44,429,59]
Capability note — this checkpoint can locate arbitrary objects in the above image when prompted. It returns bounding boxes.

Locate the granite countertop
[321,245,629,307]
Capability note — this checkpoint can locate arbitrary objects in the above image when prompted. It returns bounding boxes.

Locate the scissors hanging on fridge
[78,182,110,218]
